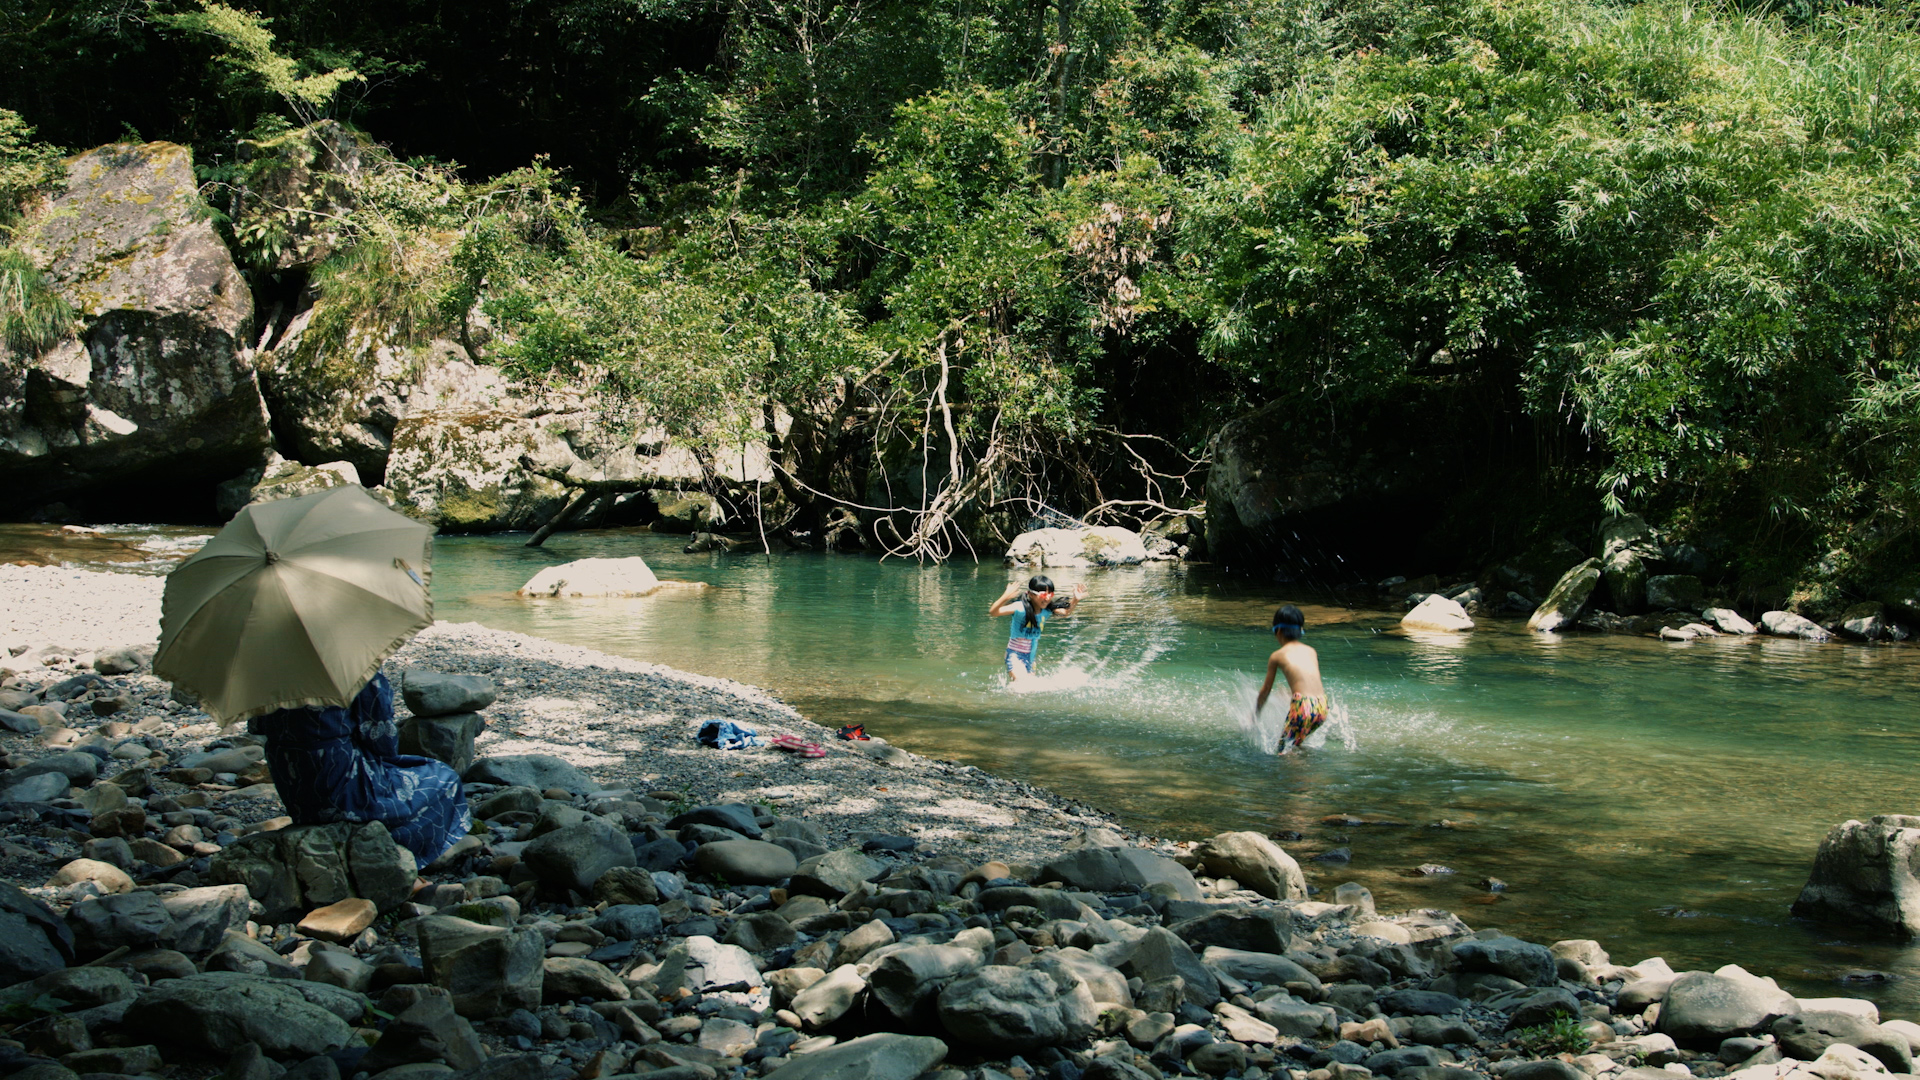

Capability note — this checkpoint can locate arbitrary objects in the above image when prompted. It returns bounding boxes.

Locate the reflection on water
[9,523,1920,1014]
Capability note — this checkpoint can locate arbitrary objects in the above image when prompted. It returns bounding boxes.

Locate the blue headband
[1272,621,1303,634]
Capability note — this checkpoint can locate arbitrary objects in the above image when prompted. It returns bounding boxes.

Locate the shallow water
[11,524,1920,1013]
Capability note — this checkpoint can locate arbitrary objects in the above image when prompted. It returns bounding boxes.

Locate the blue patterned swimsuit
[252,671,472,865]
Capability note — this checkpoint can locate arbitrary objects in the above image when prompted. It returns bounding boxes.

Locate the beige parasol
[153,485,435,723]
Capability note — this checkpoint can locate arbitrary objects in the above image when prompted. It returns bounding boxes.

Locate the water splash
[1236,676,1356,755]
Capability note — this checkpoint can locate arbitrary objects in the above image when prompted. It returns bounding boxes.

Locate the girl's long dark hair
[1023,575,1054,631]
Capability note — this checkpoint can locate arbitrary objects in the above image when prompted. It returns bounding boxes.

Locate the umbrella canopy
[154,485,435,723]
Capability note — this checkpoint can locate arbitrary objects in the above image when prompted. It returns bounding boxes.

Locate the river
[8,522,1920,1013]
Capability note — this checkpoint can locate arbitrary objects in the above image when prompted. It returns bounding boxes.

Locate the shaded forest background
[4,0,1920,606]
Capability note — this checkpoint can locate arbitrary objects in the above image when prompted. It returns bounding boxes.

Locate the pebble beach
[0,562,1910,1080]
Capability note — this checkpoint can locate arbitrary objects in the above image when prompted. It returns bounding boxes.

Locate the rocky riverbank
[0,566,1911,1080]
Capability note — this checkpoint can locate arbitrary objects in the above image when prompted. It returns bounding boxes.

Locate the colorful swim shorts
[1281,694,1329,752]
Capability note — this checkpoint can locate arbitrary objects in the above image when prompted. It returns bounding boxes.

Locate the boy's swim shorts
[1281,694,1329,752]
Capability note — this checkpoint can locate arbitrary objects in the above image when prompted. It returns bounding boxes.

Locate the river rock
[684,935,763,989]
[1379,990,1467,1017]
[692,839,796,886]
[1026,947,1130,1007]
[48,858,133,895]
[1453,936,1555,986]
[68,890,173,954]
[1761,611,1832,642]
[415,915,546,1018]
[13,751,99,786]
[791,849,885,898]
[1774,1012,1913,1072]
[791,964,865,1028]
[1792,816,1920,936]
[401,671,498,717]
[208,821,415,922]
[1504,1062,1585,1080]
[518,557,664,598]
[592,903,663,941]
[541,957,628,1002]
[5,141,269,515]
[247,458,360,505]
[0,771,69,804]
[1195,831,1307,900]
[591,867,661,907]
[1704,607,1756,634]
[1040,845,1202,901]
[122,971,359,1058]
[1833,603,1894,643]
[360,989,488,1073]
[759,1032,947,1080]
[1200,946,1318,990]
[1402,595,1473,632]
[1117,927,1220,1008]
[463,755,593,796]
[1255,996,1339,1039]
[1658,967,1800,1044]
[522,818,635,893]
[869,943,987,1020]
[936,965,1099,1051]
[667,803,763,838]
[1167,907,1292,955]
[1528,559,1602,632]
[398,712,486,773]
[159,884,251,954]
[1506,987,1581,1030]
[1005,526,1148,568]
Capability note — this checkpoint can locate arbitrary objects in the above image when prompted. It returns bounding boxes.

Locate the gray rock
[1039,846,1201,901]
[975,887,1086,921]
[540,957,628,1002]
[178,746,266,773]
[398,713,486,774]
[1167,907,1291,955]
[1402,1016,1479,1046]
[471,787,543,820]
[206,930,300,978]
[1365,1046,1443,1075]
[462,756,593,797]
[692,840,796,886]
[0,967,136,1011]
[92,647,149,675]
[936,965,1099,1051]
[591,866,661,907]
[666,803,762,838]
[0,771,71,804]
[1618,976,1676,1012]
[521,818,636,893]
[160,884,251,954]
[208,821,416,923]
[1703,607,1756,634]
[0,882,74,983]
[415,916,547,1018]
[758,1032,947,1080]
[1503,1062,1585,1080]
[1527,559,1602,632]
[723,910,798,953]
[304,949,375,993]
[1380,990,1466,1016]
[1834,602,1893,642]
[1117,927,1220,1008]
[1452,936,1556,987]
[1253,996,1338,1039]
[122,971,359,1058]
[1761,610,1832,642]
[360,990,487,1073]
[69,890,175,954]
[1506,987,1581,1030]
[1773,1012,1913,1073]
[790,849,884,898]
[869,944,986,1020]
[0,708,41,734]
[1199,946,1319,991]
[1793,816,1920,936]
[1022,948,1130,1007]
[683,935,762,989]
[12,751,100,786]
[400,672,497,718]
[1657,968,1800,1044]
[592,904,663,941]
[1195,832,1307,900]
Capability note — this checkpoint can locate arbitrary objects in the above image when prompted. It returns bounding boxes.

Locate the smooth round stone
[693,840,798,886]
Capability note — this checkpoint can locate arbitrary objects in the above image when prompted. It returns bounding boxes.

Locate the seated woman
[250,669,472,866]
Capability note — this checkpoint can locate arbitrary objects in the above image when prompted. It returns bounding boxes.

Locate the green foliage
[0,110,63,227]
[0,247,73,356]
[157,1,363,124]
[1512,1016,1594,1056]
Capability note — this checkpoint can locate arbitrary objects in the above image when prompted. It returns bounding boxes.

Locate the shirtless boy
[1254,603,1328,754]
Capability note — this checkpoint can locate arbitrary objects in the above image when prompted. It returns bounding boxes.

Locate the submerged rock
[517,557,663,598]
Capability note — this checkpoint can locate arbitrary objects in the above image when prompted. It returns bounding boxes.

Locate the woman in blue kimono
[250,670,471,865]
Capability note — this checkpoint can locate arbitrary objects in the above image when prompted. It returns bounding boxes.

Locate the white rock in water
[1402,594,1473,632]
[1760,610,1831,642]
[1703,607,1756,634]
[1005,526,1148,568]
[519,557,661,597]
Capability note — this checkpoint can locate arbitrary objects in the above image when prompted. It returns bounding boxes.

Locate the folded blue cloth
[697,719,760,750]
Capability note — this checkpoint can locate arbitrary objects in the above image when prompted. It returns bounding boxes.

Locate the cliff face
[1,142,270,517]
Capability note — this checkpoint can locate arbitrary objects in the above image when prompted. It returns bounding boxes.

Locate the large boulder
[1599,515,1658,614]
[518,557,663,598]
[0,882,74,981]
[207,821,416,922]
[1529,559,1602,632]
[521,818,635,893]
[1656,967,1800,1044]
[415,915,547,1018]
[868,943,987,1020]
[1195,831,1307,900]
[936,965,1099,1052]
[463,755,594,796]
[3,141,269,515]
[1039,846,1201,901]
[1833,603,1895,643]
[245,459,360,506]
[1761,610,1833,643]
[121,971,360,1058]
[381,409,578,530]
[1005,527,1148,568]
[1792,816,1920,936]
[1402,595,1473,632]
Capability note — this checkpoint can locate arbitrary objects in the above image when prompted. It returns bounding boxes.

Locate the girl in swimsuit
[988,575,1085,681]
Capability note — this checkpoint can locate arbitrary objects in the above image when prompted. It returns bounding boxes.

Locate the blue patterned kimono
[251,671,472,865]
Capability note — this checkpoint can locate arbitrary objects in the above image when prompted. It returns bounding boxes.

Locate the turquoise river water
[10,524,1920,1014]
